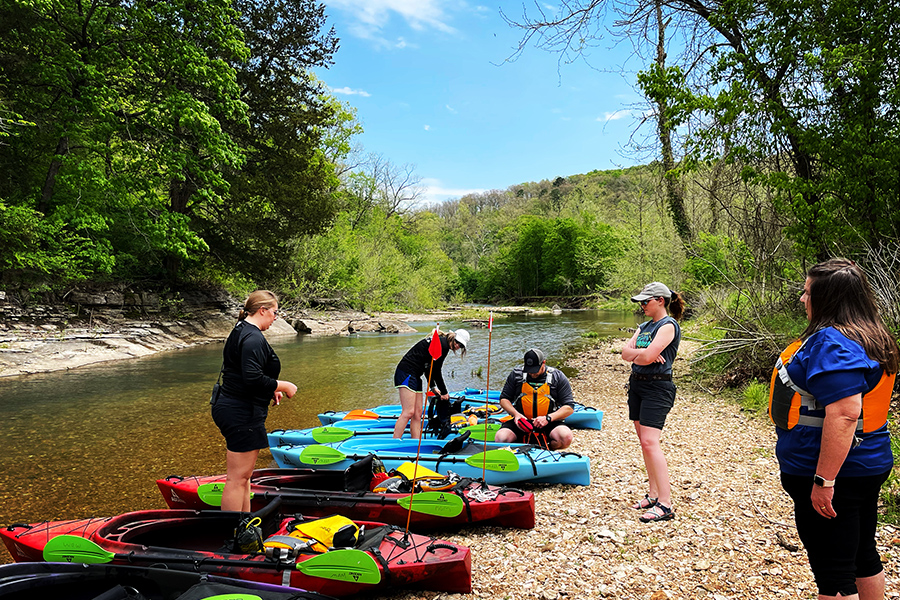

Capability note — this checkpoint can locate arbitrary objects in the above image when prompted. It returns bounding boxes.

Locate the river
[0,309,638,562]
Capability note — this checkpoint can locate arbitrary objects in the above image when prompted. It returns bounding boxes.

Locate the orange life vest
[768,339,894,432]
[518,370,557,419]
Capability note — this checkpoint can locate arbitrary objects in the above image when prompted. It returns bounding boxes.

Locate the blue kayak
[269,432,591,486]
[317,388,604,430]
[269,418,505,446]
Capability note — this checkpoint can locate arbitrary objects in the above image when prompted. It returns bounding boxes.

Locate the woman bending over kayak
[393,329,469,439]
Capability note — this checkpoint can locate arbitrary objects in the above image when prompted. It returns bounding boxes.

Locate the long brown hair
[664,291,685,321]
[801,258,899,373]
[239,290,278,321]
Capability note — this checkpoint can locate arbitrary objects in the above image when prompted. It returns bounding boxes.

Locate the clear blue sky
[317,1,648,204]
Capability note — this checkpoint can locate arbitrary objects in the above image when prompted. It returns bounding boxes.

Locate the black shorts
[780,471,889,596]
[627,377,675,430]
[393,368,423,392]
[211,395,269,453]
[498,419,567,443]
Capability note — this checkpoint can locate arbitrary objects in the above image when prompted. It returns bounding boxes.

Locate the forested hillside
[2,0,898,337]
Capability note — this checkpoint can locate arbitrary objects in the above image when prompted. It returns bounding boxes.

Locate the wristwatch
[546,414,553,423]
[813,474,835,488]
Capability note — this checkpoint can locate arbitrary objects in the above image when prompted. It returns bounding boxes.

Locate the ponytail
[666,291,685,320]
[240,290,278,321]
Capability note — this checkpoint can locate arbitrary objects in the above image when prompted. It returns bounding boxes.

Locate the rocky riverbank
[376,339,900,600]
[0,291,546,377]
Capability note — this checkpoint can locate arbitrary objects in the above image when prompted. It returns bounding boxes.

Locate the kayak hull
[0,506,471,597]
[157,468,536,530]
[0,562,332,600]
[269,438,592,486]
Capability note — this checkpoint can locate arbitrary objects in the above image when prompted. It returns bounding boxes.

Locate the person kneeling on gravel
[494,348,575,451]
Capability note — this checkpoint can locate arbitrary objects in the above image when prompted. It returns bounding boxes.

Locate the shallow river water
[0,309,639,561]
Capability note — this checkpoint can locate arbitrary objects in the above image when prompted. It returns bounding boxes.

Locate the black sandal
[631,494,657,510]
[639,503,674,522]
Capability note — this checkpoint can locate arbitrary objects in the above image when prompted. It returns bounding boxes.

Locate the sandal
[631,494,657,510]
[640,503,674,523]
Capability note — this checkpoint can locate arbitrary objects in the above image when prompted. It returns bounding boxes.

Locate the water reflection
[0,309,637,559]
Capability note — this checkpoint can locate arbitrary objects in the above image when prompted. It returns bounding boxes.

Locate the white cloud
[326,0,457,45]
[445,104,457,114]
[599,110,631,122]
[420,178,486,204]
[424,124,431,130]
[331,86,372,97]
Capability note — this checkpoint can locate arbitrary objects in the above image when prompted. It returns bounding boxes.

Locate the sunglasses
[639,297,659,307]
[268,307,279,317]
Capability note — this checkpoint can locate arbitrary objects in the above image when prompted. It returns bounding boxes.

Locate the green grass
[880,417,900,524]
[740,380,769,416]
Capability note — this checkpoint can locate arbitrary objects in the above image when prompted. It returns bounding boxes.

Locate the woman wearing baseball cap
[621,282,685,522]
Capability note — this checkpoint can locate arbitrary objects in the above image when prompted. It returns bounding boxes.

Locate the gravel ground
[379,339,900,600]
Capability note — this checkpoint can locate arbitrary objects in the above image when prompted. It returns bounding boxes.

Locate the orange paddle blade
[343,409,382,420]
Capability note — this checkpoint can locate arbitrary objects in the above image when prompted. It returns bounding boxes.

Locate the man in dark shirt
[494,348,575,450]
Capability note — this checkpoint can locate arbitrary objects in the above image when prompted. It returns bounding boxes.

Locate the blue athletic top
[775,327,893,477]
[632,316,681,376]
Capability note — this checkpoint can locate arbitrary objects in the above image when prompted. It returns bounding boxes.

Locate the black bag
[209,364,224,405]
[209,382,221,405]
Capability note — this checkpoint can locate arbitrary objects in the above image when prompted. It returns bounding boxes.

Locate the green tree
[208,0,342,282]
[0,0,249,283]
[505,0,900,263]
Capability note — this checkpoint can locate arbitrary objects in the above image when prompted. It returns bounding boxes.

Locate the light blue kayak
[269,433,591,486]
[317,388,604,430]
[269,417,504,447]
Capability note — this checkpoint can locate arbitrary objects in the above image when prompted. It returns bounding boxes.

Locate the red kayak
[157,464,534,530]
[0,498,471,597]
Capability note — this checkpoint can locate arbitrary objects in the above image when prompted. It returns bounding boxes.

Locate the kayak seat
[343,455,375,492]
[436,430,471,455]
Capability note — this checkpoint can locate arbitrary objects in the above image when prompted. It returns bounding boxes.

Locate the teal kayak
[269,432,591,486]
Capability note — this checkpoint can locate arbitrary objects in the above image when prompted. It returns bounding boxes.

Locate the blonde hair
[239,290,278,321]
[445,331,467,359]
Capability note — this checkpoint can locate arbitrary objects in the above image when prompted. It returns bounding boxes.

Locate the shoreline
[0,304,552,378]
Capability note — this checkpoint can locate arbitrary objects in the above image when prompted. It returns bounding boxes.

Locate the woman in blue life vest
[211,290,297,512]
[621,282,685,523]
[773,259,897,600]
[392,329,470,439]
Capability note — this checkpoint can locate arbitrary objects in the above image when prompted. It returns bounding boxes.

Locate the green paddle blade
[459,423,500,441]
[311,426,354,444]
[196,482,256,507]
[43,535,115,563]
[296,549,381,584]
[298,445,348,466]
[397,491,465,518]
[465,449,520,472]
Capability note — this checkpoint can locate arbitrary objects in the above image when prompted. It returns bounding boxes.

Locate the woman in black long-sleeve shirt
[392,329,469,438]
[211,290,297,511]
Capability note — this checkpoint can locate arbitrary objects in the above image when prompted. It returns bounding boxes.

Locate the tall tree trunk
[654,0,692,247]
[39,136,69,213]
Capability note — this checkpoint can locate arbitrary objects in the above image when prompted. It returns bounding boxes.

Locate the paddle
[458,422,500,441]
[298,445,349,466]
[298,444,519,472]
[42,535,381,584]
[310,426,355,443]
[196,482,256,507]
[464,449,519,472]
[397,491,465,517]
[342,409,381,420]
